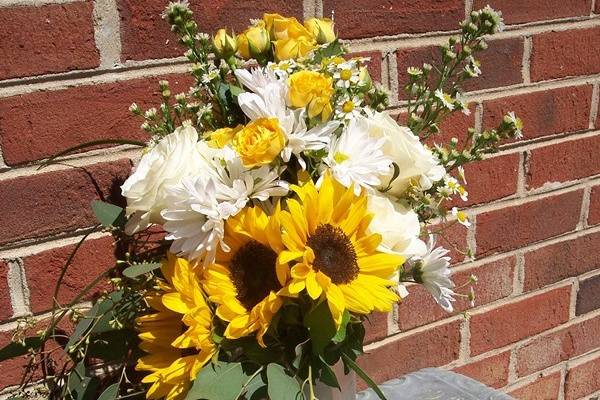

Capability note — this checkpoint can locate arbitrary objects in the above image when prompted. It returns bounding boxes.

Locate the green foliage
[122,262,161,279]
[91,201,125,228]
[185,362,257,400]
[0,337,43,361]
[266,363,303,400]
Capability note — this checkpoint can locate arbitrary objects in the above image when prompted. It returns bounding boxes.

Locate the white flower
[161,175,234,266]
[362,111,445,196]
[435,89,455,110]
[367,193,426,257]
[455,93,471,115]
[444,176,468,202]
[334,64,360,89]
[120,125,207,234]
[451,207,471,227]
[413,236,456,312]
[335,95,362,120]
[507,111,524,139]
[323,115,392,194]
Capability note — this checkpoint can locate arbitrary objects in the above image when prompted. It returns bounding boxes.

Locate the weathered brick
[24,237,116,314]
[524,231,600,291]
[508,371,562,400]
[0,261,12,321]
[482,85,592,141]
[453,351,510,389]
[0,3,99,80]
[475,190,583,257]
[0,75,192,165]
[364,312,388,344]
[118,0,303,60]
[357,320,461,388]
[516,314,600,377]
[531,27,600,82]
[527,135,600,189]
[461,153,519,206]
[474,0,592,24]
[577,274,600,315]
[565,353,600,399]
[470,285,571,355]
[324,0,463,39]
[0,159,131,246]
[398,256,515,330]
[588,185,600,226]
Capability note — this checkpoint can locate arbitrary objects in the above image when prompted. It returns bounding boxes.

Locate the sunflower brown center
[306,224,359,284]
[230,240,280,310]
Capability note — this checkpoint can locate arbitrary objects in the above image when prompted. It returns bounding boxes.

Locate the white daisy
[451,207,471,227]
[434,89,455,110]
[506,111,524,139]
[335,95,362,120]
[333,62,360,89]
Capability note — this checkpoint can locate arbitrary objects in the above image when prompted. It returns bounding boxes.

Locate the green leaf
[304,300,336,355]
[122,262,161,279]
[67,362,99,400]
[185,362,254,400]
[341,353,387,400]
[266,364,303,400]
[91,201,125,228]
[317,358,340,389]
[97,383,119,400]
[332,309,351,343]
[228,84,244,98]
[0,336,43,361]
[244,372,266,400]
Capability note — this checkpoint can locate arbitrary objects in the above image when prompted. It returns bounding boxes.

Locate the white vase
[312,362,356,400]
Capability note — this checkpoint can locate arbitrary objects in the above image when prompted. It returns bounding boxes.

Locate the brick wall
[0,0,599,398]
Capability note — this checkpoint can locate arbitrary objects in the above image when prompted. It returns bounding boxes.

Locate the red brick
[508,371,562,400]
[475,190,583,257]
[396,107,474,146]
[474,0,592,24]
[118,0,303,61]
[0,261,12,321]
[531,27,600,82]
[347,51,382,82]
[324,0,463,39]
[0,159,131,246]
[357,320,461,388]
[577,274,600,316]
[425,221,469,264]
[364,312,388,344]
[524,231,600,291]
[0,330,28,390]
[527,135,600,189]
[565,353,600,399]
[470,285,571,355]
[588,185,600,226]
[453,351,510,389]
[597,0,600,13]
[398,256,515,330]
[0,3,98,80]
[461,153,519,206]
[24,236,116,314]
[396,38,523,100]
[482,85,592,141]
[0,74,192,165]
[516,314,600,377]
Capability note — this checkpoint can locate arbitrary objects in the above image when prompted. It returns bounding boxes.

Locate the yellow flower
[204,125,242,148]
[263,13,313,41]
[288,70,334,120]
[273,36,317,61]
[203,205,286,346]
[304,18,336,44]
[237,23,270,60]
[212,28,237,59]
[278,174,403,328]
[136,255,217,400]
[233,118,285,167]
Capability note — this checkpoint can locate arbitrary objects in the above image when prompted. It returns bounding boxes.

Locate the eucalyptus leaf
[0,337,43,361]
[266,363,303,400]
[97,383,119,400]
[91,201,125,228]
[341,353,387,400]
[304,300,336,355]
[122,262,161,278]
[185,361,254,400]
[317,358,340,389]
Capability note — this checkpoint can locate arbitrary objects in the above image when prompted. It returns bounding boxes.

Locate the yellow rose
[204,125,242,148]
[237,24,270,60]
[212,28,237,59]
[273,37,316,61]
[288,71,334,121]
[304,18,336,44]
[263,13,313,41]
[233,118,285,167]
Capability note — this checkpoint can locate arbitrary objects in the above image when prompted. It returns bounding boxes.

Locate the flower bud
[237,24,270,60]
[304,17,336,44]
[212,28,238,59]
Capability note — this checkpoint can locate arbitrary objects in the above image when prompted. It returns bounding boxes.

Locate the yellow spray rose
[233,118,285,167]
[237,24,270,60]
[304,18,336,44]
[273,37,316,61]
[204,125,242,148]
[288,71,334,121]
[212,28,237,59]
[263,13,313,40]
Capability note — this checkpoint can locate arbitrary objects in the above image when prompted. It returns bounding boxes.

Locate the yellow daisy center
[230,240,280,310]
[340,69,352,80]
[342,100,355,113]
[306,224,359,284]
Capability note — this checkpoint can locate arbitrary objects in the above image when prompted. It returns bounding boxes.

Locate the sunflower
[202,205,286,346]
[136,255,217,400]
[278,174,404,327]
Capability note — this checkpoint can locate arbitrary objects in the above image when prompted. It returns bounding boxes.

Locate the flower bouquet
[1,3,522,400]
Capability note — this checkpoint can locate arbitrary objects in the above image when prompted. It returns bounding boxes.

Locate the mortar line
[464,0,473,19]
[458,318,471,361]
[385,51,399,106]
[314,0,323,18]
[557,363,566,400]
[507,347,518,383]
[92,0,122,69]
[569,278,580,320]
[465,215,476,262]
[302,0,317,19]
[592,0,597,15]
[388,303,400,335]
[513,253,525,296]
[0,230,111,259]
[474,102,483,134]
[522,36,532,84]
[5,258,30,318]
[590,82,599,129]
[579,186,592,229]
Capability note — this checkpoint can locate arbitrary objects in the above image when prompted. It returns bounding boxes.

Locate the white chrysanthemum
[161,175,234,266]
[333,62,360,89]
[335,95,362,120]
[120,125,207,234]
[413,236,456,312]
[323,115,392,194]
